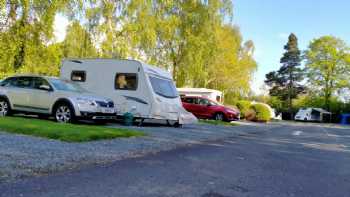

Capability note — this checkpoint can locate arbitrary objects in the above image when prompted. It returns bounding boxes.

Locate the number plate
[102,108,115,114]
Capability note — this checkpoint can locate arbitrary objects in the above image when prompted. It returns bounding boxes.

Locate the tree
[265,33,304,115]
[206,25,257,102]
[62,21,97,58]
[305,36,350,110]
[0,0,69,74]
[0,0,258,104]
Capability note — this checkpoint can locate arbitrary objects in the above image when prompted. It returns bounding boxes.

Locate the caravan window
[149,76,178,98]
[71,71,86,82]
[115,73,138,90]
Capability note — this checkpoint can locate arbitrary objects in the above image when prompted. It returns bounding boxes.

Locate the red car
[181,96,240,121]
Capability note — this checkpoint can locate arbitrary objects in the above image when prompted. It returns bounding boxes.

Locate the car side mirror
[39,85,52,91]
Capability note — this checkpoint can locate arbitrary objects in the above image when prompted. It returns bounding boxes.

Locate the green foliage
[267,96,284,113]
[236,100,252,119]
[305,36,350,110]
[250,103,271,122]
[0,116,144,142]
[62,21,97,58]
[0,0,68,76]
[265,33,304,112]
[293,94,350,114]
[0,0,257,99]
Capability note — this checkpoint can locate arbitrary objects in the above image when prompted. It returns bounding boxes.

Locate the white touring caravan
[177,88,224,103]
[60,59,197,126]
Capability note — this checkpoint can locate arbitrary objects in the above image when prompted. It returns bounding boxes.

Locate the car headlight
[76,98,96,106]
[226,109,237,114]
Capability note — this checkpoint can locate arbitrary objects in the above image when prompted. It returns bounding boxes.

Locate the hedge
[236,100,252,119]
[250,103,271,122]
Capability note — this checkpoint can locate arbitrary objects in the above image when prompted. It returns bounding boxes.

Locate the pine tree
[265,33,304,117]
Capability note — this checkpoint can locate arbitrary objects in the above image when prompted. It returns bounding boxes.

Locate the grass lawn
[199,119,238,126]
[0,116,145,142]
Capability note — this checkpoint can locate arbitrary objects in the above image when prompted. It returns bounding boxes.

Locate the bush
[245,109,256,121]
[236,100,252,119]
[250,103,271,122]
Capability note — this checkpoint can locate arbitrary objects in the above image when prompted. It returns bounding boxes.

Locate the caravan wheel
[174,122,182,128]
[167,120,182,128]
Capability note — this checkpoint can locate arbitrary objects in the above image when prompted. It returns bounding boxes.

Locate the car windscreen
[0,78,10,86]
[149,76,178,98]
[49,78,86,92]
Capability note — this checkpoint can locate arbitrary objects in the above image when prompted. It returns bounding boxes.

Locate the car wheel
[0,98,11,116]
[54,103,75,123]
[214,113,225,121]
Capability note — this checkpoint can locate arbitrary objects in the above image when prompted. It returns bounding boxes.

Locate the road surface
[1,123,350,197]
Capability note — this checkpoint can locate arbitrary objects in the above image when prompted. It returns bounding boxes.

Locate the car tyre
[0,98,11,116]
[54,103,75,123]
[214,113,225,121]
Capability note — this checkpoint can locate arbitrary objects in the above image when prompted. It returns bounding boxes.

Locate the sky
[233,0,350,94]
[54,1,350,94]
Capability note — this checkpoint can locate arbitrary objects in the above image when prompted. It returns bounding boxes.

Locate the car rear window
[183,97,195,104]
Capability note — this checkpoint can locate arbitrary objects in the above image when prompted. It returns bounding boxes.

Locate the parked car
[181,96,240,121]
[60,59,197,126]
[0,75,117,123]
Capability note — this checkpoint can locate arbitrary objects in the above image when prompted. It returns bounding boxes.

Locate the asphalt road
[1,123,350,197]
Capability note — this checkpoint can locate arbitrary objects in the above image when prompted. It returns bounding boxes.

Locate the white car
[0,75,116,123]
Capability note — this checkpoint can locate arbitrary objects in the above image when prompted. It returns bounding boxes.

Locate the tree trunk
[288,68,293,119]
[172,60,177,84]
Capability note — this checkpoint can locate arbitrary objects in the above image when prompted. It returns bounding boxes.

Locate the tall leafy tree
[265,33,304,114]
[305,36,350,110]
[0,0,69,74]
[206,25,257,101]
[0,0,258,104]
[62,21,97,58]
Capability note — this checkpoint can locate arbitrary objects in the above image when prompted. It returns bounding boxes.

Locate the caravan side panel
[60,59,153,118]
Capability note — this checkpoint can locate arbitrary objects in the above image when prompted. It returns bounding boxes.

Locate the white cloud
[53,14,69,43]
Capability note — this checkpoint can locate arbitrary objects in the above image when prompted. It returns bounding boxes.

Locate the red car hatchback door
[182,97,200,117]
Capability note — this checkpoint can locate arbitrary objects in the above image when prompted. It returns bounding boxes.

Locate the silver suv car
[0,75,116,123]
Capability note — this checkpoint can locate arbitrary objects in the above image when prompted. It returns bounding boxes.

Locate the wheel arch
[213,111,226,120]
[0,95,11,108]
[52,98,76,116]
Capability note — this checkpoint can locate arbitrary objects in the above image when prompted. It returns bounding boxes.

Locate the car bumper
[79,111,117,120]
[225,113,240,121]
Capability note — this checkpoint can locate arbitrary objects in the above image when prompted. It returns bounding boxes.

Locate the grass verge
[199,119,238,126]
[0,116,145,142]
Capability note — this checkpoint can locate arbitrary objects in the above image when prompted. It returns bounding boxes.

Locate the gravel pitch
[0,122,254,182]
